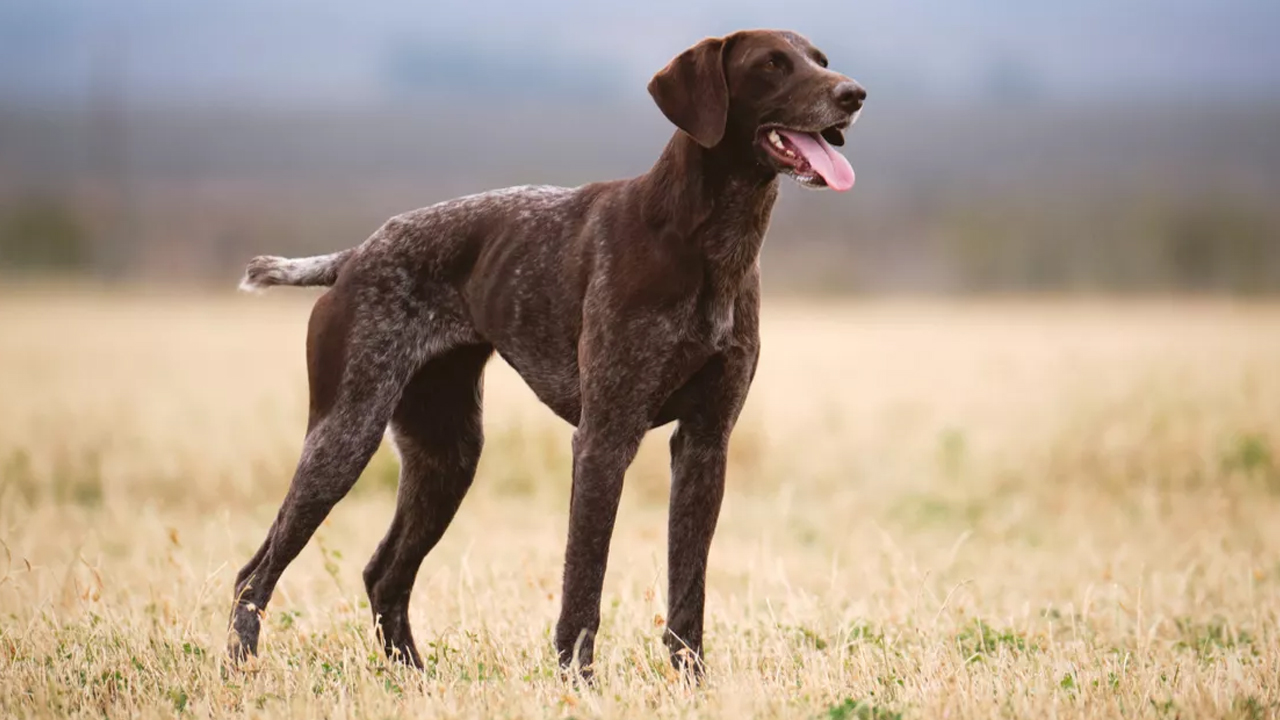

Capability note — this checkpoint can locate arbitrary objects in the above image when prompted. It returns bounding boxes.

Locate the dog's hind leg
[228,285,428,662]
[362,343,491,667]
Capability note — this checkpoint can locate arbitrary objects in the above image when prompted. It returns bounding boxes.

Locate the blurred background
[1,0,1278,294]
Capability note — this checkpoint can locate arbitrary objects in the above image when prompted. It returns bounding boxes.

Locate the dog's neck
[639,130,778,277]
[636,130,777,340]
[640,131,778,230]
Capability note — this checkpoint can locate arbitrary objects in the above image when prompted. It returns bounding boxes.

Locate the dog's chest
[700,280,744,350]
[697,222,766,348]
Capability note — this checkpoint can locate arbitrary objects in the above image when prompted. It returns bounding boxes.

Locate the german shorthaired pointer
[229,28,864,678]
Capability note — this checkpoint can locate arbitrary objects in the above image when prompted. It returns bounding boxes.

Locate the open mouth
[757,124,855,191]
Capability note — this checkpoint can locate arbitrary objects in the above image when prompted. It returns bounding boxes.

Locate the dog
[228,28,864,678]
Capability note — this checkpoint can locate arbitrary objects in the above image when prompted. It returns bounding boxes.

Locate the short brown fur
[229,29,865,678]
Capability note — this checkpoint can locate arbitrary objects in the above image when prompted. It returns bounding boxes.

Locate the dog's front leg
[553,318,665,679]
[664,425,728,677]
[554,416,646,678]
[664,349,757,678]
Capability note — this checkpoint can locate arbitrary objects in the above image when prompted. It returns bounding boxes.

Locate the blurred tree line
[0,199,89,273]
[1,102,1276,294]
[3,191,1274,294]
[947,199,1279,294]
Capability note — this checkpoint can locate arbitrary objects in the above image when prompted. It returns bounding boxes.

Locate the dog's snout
[834,82,866,113]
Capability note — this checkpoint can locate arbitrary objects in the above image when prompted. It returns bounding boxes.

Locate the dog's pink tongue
[778,130,855,191]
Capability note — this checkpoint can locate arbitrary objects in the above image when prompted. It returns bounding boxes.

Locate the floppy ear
[647,37,729,148]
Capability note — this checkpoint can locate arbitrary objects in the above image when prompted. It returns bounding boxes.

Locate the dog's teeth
[784,149,795,157]
[768,130,780,143]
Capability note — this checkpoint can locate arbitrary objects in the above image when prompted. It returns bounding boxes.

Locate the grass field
[2,289,1279,719]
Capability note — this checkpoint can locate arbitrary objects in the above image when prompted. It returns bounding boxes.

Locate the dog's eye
[815,54,829,69]
[762,52,789,73]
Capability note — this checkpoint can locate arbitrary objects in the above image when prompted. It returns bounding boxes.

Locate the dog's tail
[238,249,355,292]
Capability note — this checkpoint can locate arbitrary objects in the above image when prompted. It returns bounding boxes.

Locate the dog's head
[648,29,864,191]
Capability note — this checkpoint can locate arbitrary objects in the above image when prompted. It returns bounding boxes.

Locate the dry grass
[2,288,1279,719]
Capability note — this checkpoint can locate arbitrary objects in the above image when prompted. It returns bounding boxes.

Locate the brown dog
[229,28,864,677]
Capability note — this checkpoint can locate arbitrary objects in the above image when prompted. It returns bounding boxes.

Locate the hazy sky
[2,0,1278,105]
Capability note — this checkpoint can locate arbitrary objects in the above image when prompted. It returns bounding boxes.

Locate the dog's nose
[834,82,866,112]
